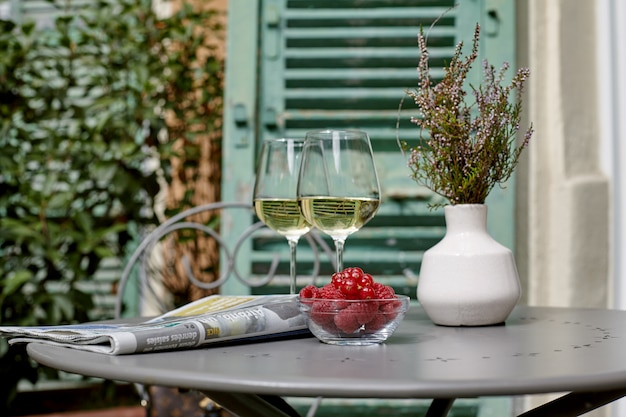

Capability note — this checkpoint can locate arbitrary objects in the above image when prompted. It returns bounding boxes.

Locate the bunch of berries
[299,267,402,335]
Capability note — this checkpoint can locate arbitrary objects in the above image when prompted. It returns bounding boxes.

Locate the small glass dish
[298,295,410,346]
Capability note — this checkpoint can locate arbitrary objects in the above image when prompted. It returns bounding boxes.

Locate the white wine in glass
[253,138,311,294]
[297,130,381,272]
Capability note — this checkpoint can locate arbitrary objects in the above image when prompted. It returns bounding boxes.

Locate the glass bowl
[298,295,410,345]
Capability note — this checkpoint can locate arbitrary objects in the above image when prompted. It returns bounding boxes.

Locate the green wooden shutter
[223,0,517,295]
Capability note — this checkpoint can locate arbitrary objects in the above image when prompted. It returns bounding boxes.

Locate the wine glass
[253,138,312,294]
[297,130,381,272]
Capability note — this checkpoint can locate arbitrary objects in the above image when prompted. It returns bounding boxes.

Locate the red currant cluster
[300,267,396,301]
[331,267,375,299]
[299,267,401,335]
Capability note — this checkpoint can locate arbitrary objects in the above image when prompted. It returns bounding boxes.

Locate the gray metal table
[26,305,626,417]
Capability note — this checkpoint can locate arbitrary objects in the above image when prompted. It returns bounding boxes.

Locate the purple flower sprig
[404,23,533,205]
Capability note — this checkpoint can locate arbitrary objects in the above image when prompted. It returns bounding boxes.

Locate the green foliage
[403,24,533,206]
[0,0,223,411]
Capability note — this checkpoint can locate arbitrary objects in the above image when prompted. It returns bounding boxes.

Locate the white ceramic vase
[417,204,521,326]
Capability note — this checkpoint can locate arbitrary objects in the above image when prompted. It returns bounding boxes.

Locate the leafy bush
[0,0,223,411]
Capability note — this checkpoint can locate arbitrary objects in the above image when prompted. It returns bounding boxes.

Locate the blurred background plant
[0,0,223,412]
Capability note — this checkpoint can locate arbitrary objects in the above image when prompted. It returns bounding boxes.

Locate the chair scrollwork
[115,201,332,318]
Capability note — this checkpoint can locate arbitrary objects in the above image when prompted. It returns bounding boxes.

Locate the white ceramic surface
[417,204,521,326]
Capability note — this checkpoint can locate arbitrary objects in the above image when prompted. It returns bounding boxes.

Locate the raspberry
[299,285,318,299]
[379,299,403,321]
[310,300,337,327]
[365,313,388,332]
[346,301,378,323]
[319,320,338,334]
[334,302,378,334]
[318,283,345,300]
[372,282,396,299]
[334,311,361,333]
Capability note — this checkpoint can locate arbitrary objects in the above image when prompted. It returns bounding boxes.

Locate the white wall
[523,0,610,309]
[598,0,626,311]
[597,0,626,416]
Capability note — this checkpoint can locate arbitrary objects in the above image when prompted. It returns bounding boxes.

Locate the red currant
[340,276,360,298]
[347,267,364,279]
[359,286,376,300]
[357,273,374,289]
[331,272,344,289]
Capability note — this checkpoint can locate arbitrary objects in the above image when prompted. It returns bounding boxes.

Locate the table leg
[200,390,301,417]
[517,388,626,417]
[425,398,455,417]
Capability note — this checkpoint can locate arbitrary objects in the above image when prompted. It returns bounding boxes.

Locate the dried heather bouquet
[404,23,533,205]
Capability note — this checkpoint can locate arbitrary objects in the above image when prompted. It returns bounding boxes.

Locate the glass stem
[334,239,345,272]
[287,239,298,294]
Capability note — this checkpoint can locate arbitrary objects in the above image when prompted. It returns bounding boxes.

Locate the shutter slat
[284,28,454,48]
[285,68,443,80]
[285,0,450,7]
[284,7,456,21]
[285,88,412,100]
[285,47,454,59]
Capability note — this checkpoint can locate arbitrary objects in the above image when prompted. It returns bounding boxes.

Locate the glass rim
[304,129,369,139]
[261,137,305,144]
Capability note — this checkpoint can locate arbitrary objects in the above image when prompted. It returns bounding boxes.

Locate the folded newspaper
[0,295,309,355]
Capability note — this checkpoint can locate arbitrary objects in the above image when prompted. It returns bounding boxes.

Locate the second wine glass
[297,130,381,272]
[253,138,311,294]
